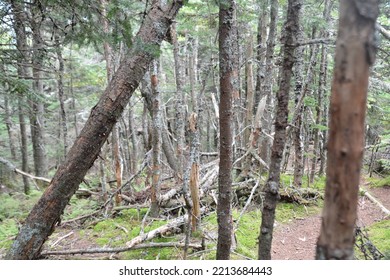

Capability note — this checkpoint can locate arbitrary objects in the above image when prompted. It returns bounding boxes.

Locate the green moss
[90,209,185,259]
[280,174,326,191]
[63,197,99,220]
[0,190,42,221]
[367,175,390,188]
[0,219,18,250]
[276,201,322,223]
[233,209,261,259]
[368,220,390,259]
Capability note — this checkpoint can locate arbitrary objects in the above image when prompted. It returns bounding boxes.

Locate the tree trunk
[316,0,379,260]
[217,0,238,260]
[259,0,278,165]
[128,104,138,175]
[5,0,184,260]
[292,5,304,188]
[3,94,17,161]
[254,0,268,114]
[171,22,186,178]
[309,0,333,183]
[55,35,68,159]
[258,0,301,260]
[30,3,47,177]
[149,65,162,218]
[244,34,255,150]
[10,0,30,194]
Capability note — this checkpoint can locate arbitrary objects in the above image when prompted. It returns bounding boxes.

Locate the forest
[0,0,389,260]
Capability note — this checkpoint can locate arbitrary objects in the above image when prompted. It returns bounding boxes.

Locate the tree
[258,0,302,260]
[5,0,184,260]
[316,0,379,260]
[216,0,238,260]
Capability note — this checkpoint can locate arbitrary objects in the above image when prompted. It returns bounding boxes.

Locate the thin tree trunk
[18,98,30,194]
[3,94,17,160]
[244,34,255,150]
[30,3,47,177]
[309,0,333,183]
[258,0,301,260]
[217,0,238,260]
[128,104,138,174]
[259,0,278,165]
[171,22,185,178]
[5,1,184,260]
[11,0,30,194]
[254,0,268,114]
[316,0,379,260]
[55,36,68,159]
[292,5,304,188]
[150,64,162,218]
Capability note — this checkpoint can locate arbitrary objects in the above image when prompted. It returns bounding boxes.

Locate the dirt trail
[271,187,390,260]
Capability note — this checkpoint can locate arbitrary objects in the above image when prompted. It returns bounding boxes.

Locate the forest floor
[271,181,390,260]
[40,180,389,260]
[0,178,390,260]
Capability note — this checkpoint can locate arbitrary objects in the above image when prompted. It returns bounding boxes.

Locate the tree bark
[254,0,268,114]
[258,0,301,260]
[55,35,68,159]
[3,94,17,161]
[30,2,47,177]
[10,0,30,194]
[5,0,184,260]
[292,5,304,188]
[149,65,162,217]
[259,0,278,165]
[171,22,186,177]
[309,0,333,183]
[316,0,379,260]
[217,0,238,260]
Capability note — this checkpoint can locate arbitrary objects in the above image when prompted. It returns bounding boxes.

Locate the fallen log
[125,207,207,247]
[41,242,203,256]
[360,188,390,217]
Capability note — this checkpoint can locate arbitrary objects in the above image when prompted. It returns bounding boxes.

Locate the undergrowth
[366,175,390,188]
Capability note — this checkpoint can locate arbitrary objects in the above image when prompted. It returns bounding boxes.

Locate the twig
[235,179,261,229]
[140,207,151,235]
[61,210,100,225]
[50,231,74,248]
[115,224,129,234]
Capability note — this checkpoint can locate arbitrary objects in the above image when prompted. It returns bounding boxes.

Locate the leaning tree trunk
[316,0,379,260]
[217,0,238,260]
[5,0,184,260]
[258,0,301,260]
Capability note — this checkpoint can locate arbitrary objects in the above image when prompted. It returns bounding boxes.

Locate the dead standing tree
[5,0,184,260]
[316,0,379,260]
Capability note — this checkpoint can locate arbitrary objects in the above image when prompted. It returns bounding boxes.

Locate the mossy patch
[367,175,390,188]
[0,219,19,250]
[0,190,42,221]
[280,174,326,191]
[367,219,390,259]
[276,201,322,224]
[91,208,182,259]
